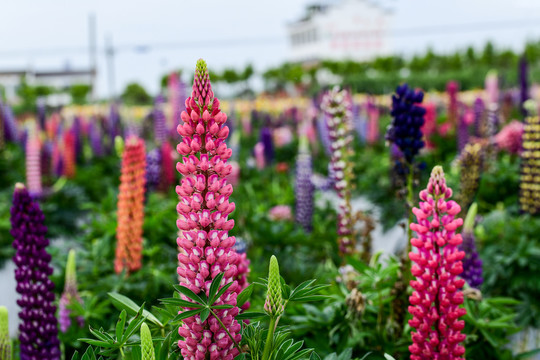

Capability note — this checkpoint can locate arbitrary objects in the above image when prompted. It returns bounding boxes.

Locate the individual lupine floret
[321,86,356,255]
[295,136,314,233]
[115,136,147,274]
[58,249,84,332]
[11,183,60,359]
[457,143,483,214]
[459,203,483,289]
[0,306,11,360]
[408,166,467,360]
[26,134,43,197]
[141,323,155,360]
[176,59,242,360]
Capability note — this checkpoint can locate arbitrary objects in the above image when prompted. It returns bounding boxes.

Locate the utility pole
[88,13,97,101]
[105,35,116,101]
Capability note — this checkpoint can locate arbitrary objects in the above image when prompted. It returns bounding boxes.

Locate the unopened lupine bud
[141,323,155,360]
[264,256,284,317]
[408,166,466,360]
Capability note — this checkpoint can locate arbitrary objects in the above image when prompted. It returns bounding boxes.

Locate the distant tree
[121,82,152,105]
[482,41,496,66]
[222,68,240,84]
[70,84,91,105]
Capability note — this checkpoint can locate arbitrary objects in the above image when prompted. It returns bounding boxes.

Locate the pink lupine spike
[176,60,246,359]
[408,166,466,360]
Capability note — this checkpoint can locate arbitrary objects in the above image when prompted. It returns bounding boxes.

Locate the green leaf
[116,310,127,341]
[200,308,210,322]
[208,273,225,302]
[121,305,148,343]
[108,293,163,328]
[173,285,207,305]
[171,308,204,322]
[79,338,116,348]
[159,297,204,308]
[71,351,80,360]
[237,284,254,308]
[211,282,234,304]
[235,311,267,320]
[211,304,234,309]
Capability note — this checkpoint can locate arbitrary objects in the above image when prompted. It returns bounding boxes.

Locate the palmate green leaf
[121,305,148,344]
[208,273,225,302]
[88,326,114,342]
[211,281,234,304]
[159,297,204,308]
[173,285,207,305]
[171,308,204,323]
[237,283,254,307]
[116,310,127,342]
[79,338,116,348]
[235,311,268,320]
[108,292,163,328]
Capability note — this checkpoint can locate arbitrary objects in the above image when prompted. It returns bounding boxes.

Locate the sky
[2,0,540,98]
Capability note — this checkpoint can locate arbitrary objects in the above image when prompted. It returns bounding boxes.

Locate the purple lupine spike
[37,98,46,131]
[72,117,83,161]
[316,113,332,156]
[89,120,104,157]
[473,98,484,137]
[145,148,161,191]
[295,139,314,233]
[460,232,483,289]
[154,95,168,145]
[168,72,186,139]
[19,129,28,153]
[108,103,121,151]
[1,102,18,143]
[519,56,529,116]
[11,183,60,359]
[457,109,470,154]
[352,103,367,142]
[260,127,274,164]
[41,140,53,180]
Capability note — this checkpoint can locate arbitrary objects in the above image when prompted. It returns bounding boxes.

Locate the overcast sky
[2,0,540,98]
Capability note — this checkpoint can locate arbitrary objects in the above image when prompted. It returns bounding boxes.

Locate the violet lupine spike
[59,249,84,332]
[260,127,274,164]
[408,166,467,360]
[322,86,356,255]
[72,117,83,161]
[26,135,43,198]
[1,102,18,143]
[473,97,485,138]
[41,140,53,180]
[89,120,104,157]
[316,112,332,156]
[520,56,529,116]
[457,109,470,154]
[11,183,60,360]
[446,81,459,125]
[154,95,168,145]
[352,103,366,142]
[295,138,314,233]
[145,148,161,191]
[176,59,242,360]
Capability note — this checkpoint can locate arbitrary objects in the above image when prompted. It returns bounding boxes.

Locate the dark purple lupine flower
[72,117,83,161]
[1,102,18,143]
[457,109,470,154]
[460,231,483,289]
[352,103,367,142]
[316,113,332,156]
[145,148,161,191]
[19,129,28,153]
[88,120,104,157]
[41,140,53,180]
[108,103,121,152]
[295,140,314,232]
[473,97,484,137]
[260,127,274,164]
[153,94,167,145]
[519,56,529,116]
[10,183,60,360]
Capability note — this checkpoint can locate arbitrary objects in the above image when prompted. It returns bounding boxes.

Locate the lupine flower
[20,128,28,152]
[168,72,183,137]
[141,323,155,360]
[59,249,84,332]
[145,148,161,191]
[72,117,83,161]
[52,141,64,178]
[226,161,240,187]
[520,56,529,116]
[26,134,43,197]
[260,127,274,164]
[159,141,175,191]
[408,166,466,360]
[460,203,483,289]
[63,130,76,178]
[0,306,11,360]
[387,83,425,164]
[484,103,499,167]
[519,115,540,214]
[0,104,4,149]
[273,126,293,148]
[233,237,250,311]
[495,120,524,154]
[457,143,483,213]
[40,140,52,182]
[154,95,168,145]
[446,81,459,125]
[11,183,60,360]
[352,103,367,142]
[295,138,314,232]
[115,136,146,274]
[268,205,293,221]
[366,98,379,144]
[109,104,121,146]
[322,86,356,255]
[457,109,471,154]
[37,98,46,131]
[485,70,499,105]
[264,255,284,317]
[473,98,485,138]
[316,112,332,156]
[1,102,18,143]
[254,142,266,169]
[175,59,242,360]
[89,120,104,157]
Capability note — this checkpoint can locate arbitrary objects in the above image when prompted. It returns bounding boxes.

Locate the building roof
[0,68,95,78]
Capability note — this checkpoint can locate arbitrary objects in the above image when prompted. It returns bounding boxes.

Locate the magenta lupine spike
[408,166,467,360]
[176,59,242,360]
[26,134,43,197]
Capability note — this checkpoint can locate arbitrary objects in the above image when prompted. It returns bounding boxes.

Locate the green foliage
[70,84,92,105]
[121,82,152,105]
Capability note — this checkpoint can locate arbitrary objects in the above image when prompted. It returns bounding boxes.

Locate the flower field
[0,57,539,360]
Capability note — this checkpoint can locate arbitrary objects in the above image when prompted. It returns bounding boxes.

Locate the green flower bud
[463,202,478,233]
[114,136,124,157]
[264,255,284,317]
[140,323,155,360]
[0,306,12,360]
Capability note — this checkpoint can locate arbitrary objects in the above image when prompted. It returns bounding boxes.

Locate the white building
[287,0,392,63]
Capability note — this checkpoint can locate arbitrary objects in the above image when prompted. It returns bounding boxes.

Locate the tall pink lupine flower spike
[26,134,43,197]
[408,166,467,360]
[176,59,242,360]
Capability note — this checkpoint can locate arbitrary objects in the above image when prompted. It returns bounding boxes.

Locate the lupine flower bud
[322,86,356,255]
[141,323,155,360]
[457,143,483,213]
[264,256,284,317]
[460,203,483,289]
[295,137,314,233]
[115,136,146,274]
[0,306,11,360]
[408,166,466,360]
[520,116,540,214]
[176,59,243,360]
[11,183,60,360]
[59,249,84,332]
[26,134,43,197]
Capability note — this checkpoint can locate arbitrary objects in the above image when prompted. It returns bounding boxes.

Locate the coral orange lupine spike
[175,59,243,360]
[115,136,147,274]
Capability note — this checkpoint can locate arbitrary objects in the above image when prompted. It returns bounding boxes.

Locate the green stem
[262,316,277,360]
[209,309,242,353]
[119,346,125,359]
